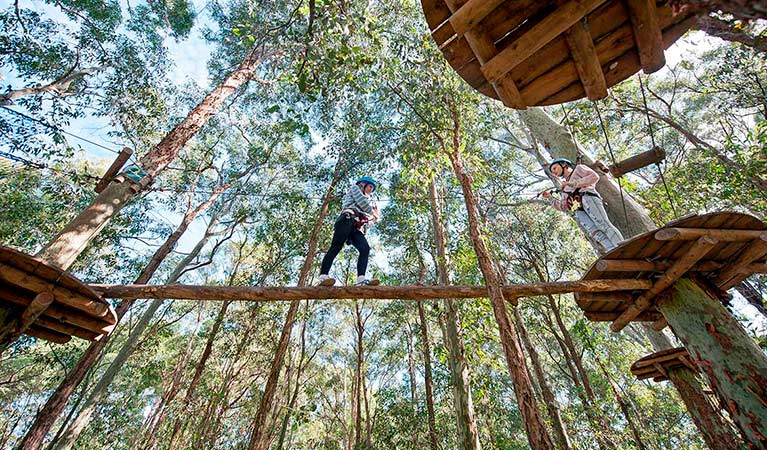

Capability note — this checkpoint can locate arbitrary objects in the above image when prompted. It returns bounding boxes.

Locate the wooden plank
[91,279,653,302]
[449,0,506,36]
[442,0,525,108]
[35,316,101,341]
[565,19,608,100]
[95,147,133,193]
[651,317,668,331]
[0,285,114,335]
[632,348,690,369]
[482,0,605,84]
[584,311,661,321]
[625,0,665,73]
[421,0,452,29]
[577,292,634,305]
[611,235,718,332]
[609,146,665,177]
[0,262,113,321]
[655,228,767,242]
[26,325,71,344]
[595,259,724,272]
[717,235,767,290]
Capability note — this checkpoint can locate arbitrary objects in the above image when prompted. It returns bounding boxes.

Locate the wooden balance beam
[90,279,651,302]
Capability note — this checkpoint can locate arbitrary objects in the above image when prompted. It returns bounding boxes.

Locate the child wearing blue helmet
[542,158,623,251]
[318,176,380,286]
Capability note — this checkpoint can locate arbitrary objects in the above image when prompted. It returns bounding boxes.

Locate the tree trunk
[693,15,767,54]
[519,106,743,449]
[167,300,233,450]
[417,300,441,450]
[427,179,482,450]
[669,0,767,20]
[0,66,103,105]
[353,301,364,450]
[246,161,342,450]
[444,125,553,449]
[36,47,270,271]
[512,307,572,450]
[659,278,767,448]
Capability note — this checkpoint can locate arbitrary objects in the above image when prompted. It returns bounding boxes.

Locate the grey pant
[575,194,624,251]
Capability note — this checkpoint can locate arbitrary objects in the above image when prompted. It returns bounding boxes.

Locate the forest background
[0,0,766,448]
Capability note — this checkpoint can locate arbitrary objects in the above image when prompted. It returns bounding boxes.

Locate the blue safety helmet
[548,158,574,172]
[356,176,377,192]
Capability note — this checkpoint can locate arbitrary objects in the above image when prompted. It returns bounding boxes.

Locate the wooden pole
[612,235,718,331]
[91,279,652,302]
[608,146,666,178]
[0,292,54,353]
[94,147,133,193]
[658,278,767,448]
[655,228,767,242]
[716,234,767,289]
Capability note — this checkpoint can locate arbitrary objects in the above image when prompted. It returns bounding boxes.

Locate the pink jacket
[549,164,600,211]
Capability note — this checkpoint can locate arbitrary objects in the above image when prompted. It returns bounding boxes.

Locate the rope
[637,75,678,218]
[560,104,584,165]
[593,100,630,225]
[0,150,101,181]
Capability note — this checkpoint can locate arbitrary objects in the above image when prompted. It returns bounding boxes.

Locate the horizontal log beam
[596,258,725,272]
[577,292,634,304]
[609,146,665,178]
[0,262,112,321]
[612,235,718,332]
[90,279,652,302]
[26,325,71,344]
[655,228,767,242]
[482,0,604,83]
[716,234,767,290]
[584,310,662,322]
[448,0,505,37]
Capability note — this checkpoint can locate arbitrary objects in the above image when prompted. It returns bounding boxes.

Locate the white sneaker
[318,276,336,286]
[355,278,380,286]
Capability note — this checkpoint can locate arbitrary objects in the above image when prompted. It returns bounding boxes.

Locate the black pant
[320,214,370,276]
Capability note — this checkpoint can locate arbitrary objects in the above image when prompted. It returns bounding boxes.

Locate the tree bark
[246,159,342,450]
[0,66,103,105]
[669,1,767,20]
[36,47,270,271]
[512,306,572,450]
[659,278,767,448]
[519,106,743,450]
[417,300,441,450]
[444,120,553,449]
[693,15,767,54]
[427,179,482,450]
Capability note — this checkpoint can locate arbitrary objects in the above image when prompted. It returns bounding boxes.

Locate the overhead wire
[593,100,630,225]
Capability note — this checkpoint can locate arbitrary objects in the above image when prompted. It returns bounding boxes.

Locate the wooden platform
[0,246,117,344]
[576,212,767,332]
[421,0,697,108]
[630,347,698,382]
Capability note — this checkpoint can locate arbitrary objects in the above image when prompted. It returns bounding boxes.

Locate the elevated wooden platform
[576,212,767,332]
[91,278,651,302]
[0,246,117,344]
[630,347,698,382]
[421,0,697,108]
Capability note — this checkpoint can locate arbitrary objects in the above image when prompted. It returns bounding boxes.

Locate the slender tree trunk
[353,302,364,450]
[247,160,342,450]
[443,117,553,449]
[167,300,233,450]
[693,15,767,54]
[519,107,744,450]
[417,300,441,450]
[35,47,270,271]
[512,307,572,450]
[0,66,103,105]
[659,278,767,448]
[427,179,482,450]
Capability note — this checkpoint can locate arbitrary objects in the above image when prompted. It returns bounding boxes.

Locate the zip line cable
[0,149,101,182]
[637,74,678,218]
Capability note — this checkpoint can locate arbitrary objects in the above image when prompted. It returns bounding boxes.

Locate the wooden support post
[0,291,55,353]
[655,228,767,242]
[448,0,505,36]
[442,0,526,109]
[95,147,133,193]
[657,278,767,448]
[0,262,112,320]
[481,0,604,83]
[625,0,666,73]
[91,279,653,302]
[565,19,608,100]
[716,234,767,290]
[596,259,724,272]
[609,146,666,178]
[612,235,718,332]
